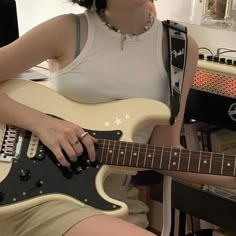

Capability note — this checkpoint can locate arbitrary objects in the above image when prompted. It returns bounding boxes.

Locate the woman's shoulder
[45,12,88,32]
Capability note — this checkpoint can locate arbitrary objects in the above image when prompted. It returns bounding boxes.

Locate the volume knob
[19,169,31,181]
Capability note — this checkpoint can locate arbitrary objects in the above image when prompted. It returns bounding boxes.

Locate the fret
[159,146,164,169]
[104,140,115,165]
[151,147,162,171]
[105,139,110,164]
[211,152,224,175]
[128,143,134,167]
[169,148,181,171]
[187,150,191,172]
[116,141,122,166]
[137,144,143,167]
[141,145,148,168]
[135,144,147,168]
[110,140,121,166]
[160,147,170,170]
[177,148,181,171]
[221,153,224,175]
[178,149,191,172]
[143,144,155,169]
[222,154,235,176]
[188,151,201,173]
[120,142,127,166]
[131,143,140,168]
[197,151,202,173]
[199,151,211,174]
[99,140,106,163]
[118,142,126,166]
[168,147,172,170]
[209,152,213,174]
[109,140,116,165]
[123,142,131,167]
[151,145,156,169]
[234,155,236,177]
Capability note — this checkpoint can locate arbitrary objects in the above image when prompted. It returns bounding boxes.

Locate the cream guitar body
[0,79,170,217]
[1,80,235,218]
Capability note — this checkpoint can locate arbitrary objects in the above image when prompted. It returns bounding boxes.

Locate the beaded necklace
[98,10,154,50]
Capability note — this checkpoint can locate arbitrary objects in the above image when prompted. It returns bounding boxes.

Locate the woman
[0,0,235,235]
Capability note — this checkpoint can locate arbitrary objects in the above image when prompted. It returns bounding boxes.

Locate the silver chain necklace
[98,10,154,50]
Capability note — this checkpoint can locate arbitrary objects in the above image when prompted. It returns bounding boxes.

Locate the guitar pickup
[27,133,40,159]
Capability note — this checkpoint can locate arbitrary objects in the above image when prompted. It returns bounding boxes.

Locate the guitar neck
[97,139,236,177]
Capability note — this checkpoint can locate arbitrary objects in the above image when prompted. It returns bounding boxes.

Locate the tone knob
[19,169,31,181]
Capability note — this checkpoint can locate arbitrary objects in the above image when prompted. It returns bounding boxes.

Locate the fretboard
[96,139,236,177]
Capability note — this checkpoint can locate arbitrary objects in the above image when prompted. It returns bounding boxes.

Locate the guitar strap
[131,20,188,186]
[162,20,188,125]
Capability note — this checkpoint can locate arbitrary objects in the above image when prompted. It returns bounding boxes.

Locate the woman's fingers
[52,132,97,167]
[52,148,71,167]
[79,133,97,162]
[60,140,78,162]
[37,116,98,167]
[71,140,84,157]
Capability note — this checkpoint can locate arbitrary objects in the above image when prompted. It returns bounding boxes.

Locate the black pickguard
[0,129,122,212]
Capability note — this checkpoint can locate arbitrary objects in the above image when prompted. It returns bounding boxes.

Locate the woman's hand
[34,115,97,167]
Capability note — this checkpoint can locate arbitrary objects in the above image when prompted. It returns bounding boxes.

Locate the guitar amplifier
[185,59,236,131]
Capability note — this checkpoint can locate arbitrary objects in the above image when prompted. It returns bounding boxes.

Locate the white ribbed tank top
[49,10,169,143]
[49,12,170,227]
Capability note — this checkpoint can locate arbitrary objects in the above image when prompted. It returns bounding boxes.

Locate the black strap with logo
[131,21,189,186]
[162,20,188,125]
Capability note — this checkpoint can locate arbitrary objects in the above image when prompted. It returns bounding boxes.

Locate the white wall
[16,0,84,35]
[15,0,236,55]
[155,0,236,54]
[185,23,236,54]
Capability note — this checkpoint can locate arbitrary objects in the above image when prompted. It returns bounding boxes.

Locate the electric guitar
[0,79,235,217]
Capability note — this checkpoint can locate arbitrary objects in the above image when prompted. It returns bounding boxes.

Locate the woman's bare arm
[0,14,96,166]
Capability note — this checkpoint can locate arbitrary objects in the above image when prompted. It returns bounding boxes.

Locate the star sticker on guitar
[114,118,122,126]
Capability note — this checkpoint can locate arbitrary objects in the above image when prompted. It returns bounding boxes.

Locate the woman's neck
[104,1,150,35]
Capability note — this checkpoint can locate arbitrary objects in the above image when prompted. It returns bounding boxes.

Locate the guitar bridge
[0,125,24,162]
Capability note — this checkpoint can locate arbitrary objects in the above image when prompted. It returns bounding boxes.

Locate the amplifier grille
[192,69,236,98]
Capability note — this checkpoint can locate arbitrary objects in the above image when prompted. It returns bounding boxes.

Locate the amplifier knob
[206,55,213,61]
[219,58,226,64]
[199,54,204,60]
[213,56,219,62]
